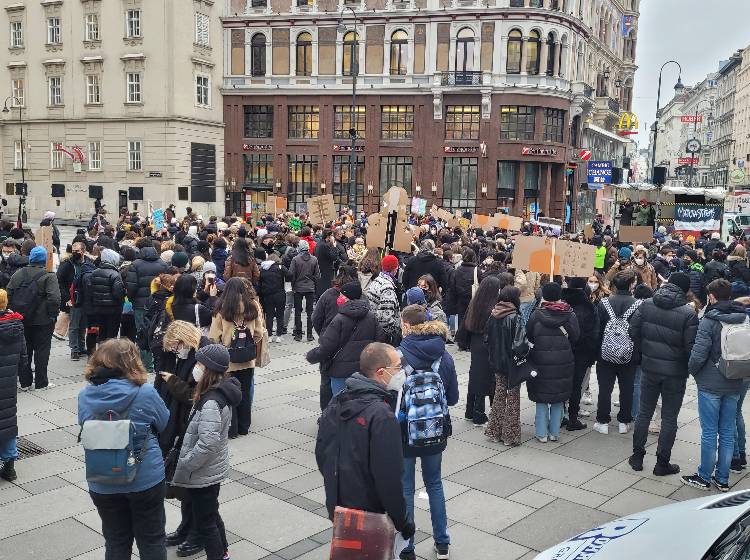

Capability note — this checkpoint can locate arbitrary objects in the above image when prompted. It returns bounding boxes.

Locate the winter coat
[484,302,520,376]
[208,300,265,372]
[632,262,658,290]
[402,251,448,292]
[126,247,168,309]
[224,257,260,287]
[450,262,478,320]
[525,304,580,403]
[652,256,672,285]
[688,301,747,396]
[181,234,198,256]
[619,202,634,226]
[704,260,730,285]
[85,263,126,315]
[0,311,26,441]
[258,259,287,300]
[282,246,299,271]
[456,327,494,397]
[212,248,228,281]
[57,257,77,310]
[306,299,385,378]
[630,283,699,378]
[311,287,341,335]
[727,256,750,285]
[170,301,212,330]
[157,352,199,453]
[315,373,407,531]
[0,253,26,289]
[515,270,541,304]
[299,235,317,255]
[634,205,651,226]
[688,263,706,304]
[315,242,341,299]
[7,264,61,326]
[365,273,401,341]
[288,252,321,294]
[426,299,448,326]
[172,377,242,488]
[561,288,600,367]
[78,373,169,495]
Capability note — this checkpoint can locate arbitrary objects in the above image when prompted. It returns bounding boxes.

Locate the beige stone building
[732,45,750,191]
[0,0,224,223]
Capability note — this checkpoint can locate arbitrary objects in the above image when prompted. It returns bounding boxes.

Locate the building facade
[221,0,639,223]
[652,90,689,181]
[711,52,742,190]
[731,45,750,191]
[678,73,717,188]
[0,0,225,223]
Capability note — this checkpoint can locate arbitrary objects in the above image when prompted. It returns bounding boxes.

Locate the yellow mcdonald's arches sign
[618,112,639,135]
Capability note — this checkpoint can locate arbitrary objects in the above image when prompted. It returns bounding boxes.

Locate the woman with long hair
[357,247,381,292]
[78,339,170,559]
[450,247,478,331]
[413,274,448,325]
[224,238,259,288]
[169,274,212,333]
[587,271,610,303]
[209,277,265,437]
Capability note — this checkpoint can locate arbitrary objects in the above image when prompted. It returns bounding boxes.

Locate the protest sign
[511,236,595,277]
[36,226,55,272]
[618,225,654,243]
[307,194,337,225]
[411,197,428,215]
[583,224,594,240]
[674,204,722,231]
[556,239,596,278]
[367,187,415,253]
[151,208,165,231]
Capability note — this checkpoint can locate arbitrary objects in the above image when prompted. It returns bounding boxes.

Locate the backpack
[11,269,47,324]
[228,322,257,363]
[600,298,642,365]
[70,260,96,307]
[398,356,452,449]
[78,387,147,485]
[718,319,750,379]
[138,304,171,353]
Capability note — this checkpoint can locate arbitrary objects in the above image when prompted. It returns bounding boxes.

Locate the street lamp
[338,6,361,217]
[2,97,24,228]
[687,99,713,188]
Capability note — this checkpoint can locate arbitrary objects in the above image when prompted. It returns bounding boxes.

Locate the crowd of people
[0,204,748,560]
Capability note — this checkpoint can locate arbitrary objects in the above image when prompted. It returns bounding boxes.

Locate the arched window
[506,29,522,74]
[546,33,556,76]
[250,33,266,77]
[390,30,407,76]
[455,27,475,73]
[296,32,312,76]
[343,31,359,76]
[526,30,541,75]
[530,0,543,7]
[550,0,560,9]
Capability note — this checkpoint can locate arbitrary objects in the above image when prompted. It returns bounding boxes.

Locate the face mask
[192,365,204,383]
[665,256,674,263]
[386,368,407,391]
[176,347,190,360]
[635,258,645,266]
[588,282,599,292]
[336,294,347,306]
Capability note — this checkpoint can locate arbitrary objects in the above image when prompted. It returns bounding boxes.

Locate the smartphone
[205,273,216,285]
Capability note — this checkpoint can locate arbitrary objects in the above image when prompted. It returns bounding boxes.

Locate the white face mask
[192,364,204,383]
[635,258,645,266]
[176,347,190,360]
[588,282,599,292]
[386,368,407,391]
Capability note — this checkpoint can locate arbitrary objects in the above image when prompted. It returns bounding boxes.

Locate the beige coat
[208,300,266,372]
[515,270,541,303]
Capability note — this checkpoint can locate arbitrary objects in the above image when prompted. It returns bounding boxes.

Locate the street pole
[339,6,360,219]
[2,97,24,227]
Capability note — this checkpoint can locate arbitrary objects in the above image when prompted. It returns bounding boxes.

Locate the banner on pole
[674,204,722,231]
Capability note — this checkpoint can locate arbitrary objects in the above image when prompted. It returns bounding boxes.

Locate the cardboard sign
[619,225,654,243]
[511,236,595,277]
[268,195,288,214]
[472,213,524,231]
[365,213,387,249]
[556,239,596,278]
[430,205,458,227]
[151,208,165,231]
[36,226,54,272]
[307,194,337,225]
[411,197,428,215]
[367,187,415,253]
[583,224,594,240]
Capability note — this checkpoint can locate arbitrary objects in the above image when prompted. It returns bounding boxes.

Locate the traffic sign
[579,149,592,161]
[678,157,699,166]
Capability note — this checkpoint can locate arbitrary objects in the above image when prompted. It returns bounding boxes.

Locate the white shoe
[536,436,548,443]
[619,422,629,434]
[276,336,284,344]
[593,422,609,435]
[38,382,57,390]
[613,400,620,407]
[549,435,559,442]
[579,409,591,418]
[582,391,593,406]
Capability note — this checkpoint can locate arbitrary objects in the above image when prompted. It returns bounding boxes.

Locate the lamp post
[338,7,361,217]
[2,97,24,228]
[687,99,713,188]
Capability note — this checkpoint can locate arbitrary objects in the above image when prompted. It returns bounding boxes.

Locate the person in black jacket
[0,240,20,288]
[628,272,699,476]
[652,245,676,286]
[257,249,288,343]
[0,289,26,482]
[684,250,707,305]
[311,265,358,337]
[58,241,93,360]
[168,274,212,331]
[315,342,414,543]
[402,240,448,293]
[526,281,580,443]
[727,245,750,287]
[619,199,635,226]
[450,247,479,331]
[86,249,126,344]
[314,229,341,300]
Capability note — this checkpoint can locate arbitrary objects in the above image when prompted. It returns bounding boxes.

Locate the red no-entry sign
[579,149,592,161]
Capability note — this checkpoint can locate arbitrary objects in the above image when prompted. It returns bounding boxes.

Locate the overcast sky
[633,0,750,147]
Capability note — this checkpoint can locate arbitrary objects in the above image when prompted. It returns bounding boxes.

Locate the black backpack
[228,322,256,363]
[11,269,48,324]
[137,304,171,353]
[70,260,96,307]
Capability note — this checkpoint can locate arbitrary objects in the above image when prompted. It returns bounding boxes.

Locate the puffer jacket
[258,259,287,299]
[0,253,26,289]
[484,301,520,376]
[0,310,26,441]
[85,263,126,315]
[7,264,61,326]
[365,273,401,340]
[402,251,448,291]
[630,283,699,378]
[172,377,242,488]
[525,303,580,403]
[688,301,747,395]
[561,288,599,367]
[306,299,385,378]
[212,247,228,281]
[727,256,750,285]
[224,257,260,287]
[312,286,341,335]
[288,251,320,294]
[126,246,167,309]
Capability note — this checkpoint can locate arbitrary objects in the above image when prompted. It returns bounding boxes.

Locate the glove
[400,519,416,540]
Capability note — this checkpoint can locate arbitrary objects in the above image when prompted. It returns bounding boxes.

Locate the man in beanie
[288,238,320,341]
[7,245,61,390]
[171,251,190,272]
[365,255,402,345]
[628,271,698,476]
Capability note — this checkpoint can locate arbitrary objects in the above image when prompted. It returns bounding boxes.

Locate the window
[48,76,62,105]
[390,30,407,76]
[126,72,141,103]
[379,156,412,194]
[297,0,312,5]
[334,105,366,139]
[288,105,319,139]
[333,156,365,210]
[128,140,142,171]
[455,28,475,73]
[524,162,540,198]
[50,142,64,170]
[86,75,101,104]
[11,79,24,106]
[85,14,100,41]
[296,32,312,76]
[497,161,518,201]
[507,29,522,74]
[14,140,26,169]
[196,74,210,107]
[500,106,535,140]
[243,154,274,187]
[194,13,209,46]
[88,141,101,170]
[543,108,565,142]
[509,0,523,5]
[342,31,359,76]
[125,9,141,38]
[442,157,477,212]
[250,33,266,76]
[526,30,541,75]
[47,17,61,44]
[10,21,23,48]
[287,155,318,211]
[529,0,543,6]
[381,105,414,140]
[546,33,556,76]
[244,105,273,137]
[252,0,267,6]
[445,105,480,140]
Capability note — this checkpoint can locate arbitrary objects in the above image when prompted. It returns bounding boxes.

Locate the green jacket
[634,206,651,226]
[6,264,61,325]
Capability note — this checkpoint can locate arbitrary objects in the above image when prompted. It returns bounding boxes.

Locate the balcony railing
[440,71,482,86]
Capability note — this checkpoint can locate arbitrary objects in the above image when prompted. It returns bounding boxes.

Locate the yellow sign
[617,112,639,136]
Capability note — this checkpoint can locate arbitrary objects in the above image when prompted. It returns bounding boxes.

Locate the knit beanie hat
[160,249,174,265]
[541,281,562,302]
[298,239,310,252]
[254,248,267,261]
[406,286,427,305]
[171,251,189,270]
[668,272,691,294]
[340,281,362,301]
[100,248,120,267]
[29,246,47,265]
[195,343,230,373]
[381,254,399,272]
[618,246,632,260]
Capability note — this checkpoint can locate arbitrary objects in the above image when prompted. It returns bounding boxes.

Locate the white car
[535,490,750,560]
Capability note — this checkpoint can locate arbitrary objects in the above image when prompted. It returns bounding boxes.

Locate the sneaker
[399,551,416,560]
[618,422,630,434]
[628,454,644,472]
[593,422,609,435]
[579,409,591,418]
[582,391,593,405]
[741,453,747,467]
[52,332,66,341]
[18,385,32,392]
[712,476,730,493]
[680,474,710,490]
[293,335,302,342]
[37,382,57,390]
[730,458,746,473]
[549,435,559,442]
[473,413,489,426]
[70,351,80,361]
[653,462,680,476]
[307,334,314,342]
[435,543,450,560]
[566,419,587,431]
[649,420,661,434]
[536,436,548,443]
[222,551,231,560]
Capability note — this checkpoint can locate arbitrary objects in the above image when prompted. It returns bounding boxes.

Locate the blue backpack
[398,356,452,449]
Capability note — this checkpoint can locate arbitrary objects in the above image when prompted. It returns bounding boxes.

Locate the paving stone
[259,484,297,500]
[526,479,610,509]
[414,523,529,560]
[488,446,607,486]
[272,447,319,470]
[0,483,32,505]
[255,462,313,485]
[506,488,557,509]
[278,471,324,494]
[0,485,94,539]
[554,430,635,468]
[0,518,102,559]
[300,485,326,505]
[598,488,676,516]
[258,426,317,447]
[229,433,291,464]
[437,440,502,477]
[19,474,68,495]
[16,414,58,436]
[291,544,330,560]
[579,467,641,497]
[12,450,82,483]
[446,489,535,534]
[632,476,684,497]
[234,454,290,477]
[285,495,323,512]
[275,538,322,559]
[309,528,332,545]
[24,426,80,452]
[446,462,539,498]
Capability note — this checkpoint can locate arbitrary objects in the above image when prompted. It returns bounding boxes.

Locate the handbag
[257,329,271,368]
[164,406,199,500]
[471,265,479,297]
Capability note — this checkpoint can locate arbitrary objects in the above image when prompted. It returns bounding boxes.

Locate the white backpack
[718,319,750,379]
[600,298,642,365]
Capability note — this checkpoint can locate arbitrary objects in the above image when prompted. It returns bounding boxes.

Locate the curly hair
[84,339,147,385]
[162,320,202,353]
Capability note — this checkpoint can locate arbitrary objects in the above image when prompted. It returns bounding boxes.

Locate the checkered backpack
[600,298,642,365]
[399,356,452,449]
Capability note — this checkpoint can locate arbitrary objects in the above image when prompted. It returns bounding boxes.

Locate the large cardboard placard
[472,213,523,231]
[618,225,654,243]
[36,225,54,272]
[429,205,459,228]
[267,195,288,214]
[366,187,415,253]
[307,194,337,225]
[583,224,594,240]
[511,236,595,278]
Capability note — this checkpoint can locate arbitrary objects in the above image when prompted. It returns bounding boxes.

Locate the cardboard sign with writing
[619,225,654,244]
[366,213,387,249]
[511,236,595,278]
[36,225,54,272]
[583,224,594,240]
[367,187,415,252]
[307,194,337,225]
[556,239,596,278]
[430,205,458,227]
[268,195,288,214]
[495,214,524,231]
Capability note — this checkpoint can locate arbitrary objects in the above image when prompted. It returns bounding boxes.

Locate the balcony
[440,71,482,87]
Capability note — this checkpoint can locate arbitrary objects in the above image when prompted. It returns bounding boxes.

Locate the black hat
[541,282,562,302]
[254,248,267,261]
[340,281,362,301]
[668,272,691,294]
[685,250,699,262]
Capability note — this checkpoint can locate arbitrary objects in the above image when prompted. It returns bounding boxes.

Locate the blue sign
[587,161,613,185]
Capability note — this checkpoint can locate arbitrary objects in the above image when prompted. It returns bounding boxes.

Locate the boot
[628,453,644,472]
[566,418,587,431]
[176,540,204,557]
[1,459,17,482]
[653,460,680,476]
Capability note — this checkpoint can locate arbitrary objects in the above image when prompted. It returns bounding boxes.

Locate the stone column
[558,42,569,78]
[539,40,549,77]
[542,162,552,216]
[515,162,526,216]
[520,37,528,75]
[552,41,560,76]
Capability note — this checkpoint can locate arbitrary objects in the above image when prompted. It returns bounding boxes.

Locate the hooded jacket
[688,261,706,303]
[525,303,580,403]
[85,262,126,315]
[561,288,600,366]
[0,311,25,441]
[306,299,385,378]
[315,373,407,531]
[727,256,750,285]
[402,251,448,292]
[126,246,168,309]
[652,255,673,285]
[7,263,61,326]
[224,256,260,287]
[258,259,287,299]
[172,377,242,488]
[0,253,26,289]
[211,247,228,281]
[688,300,747,395]
[630,283,699,377]
[315,241,341,299]
[311,286,341,335]
[484,301,521,376]
[288,251,321,294]
[365,273,401,340]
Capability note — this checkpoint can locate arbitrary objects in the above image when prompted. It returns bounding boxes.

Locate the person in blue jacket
[78,338,170,560]
[397,304,458,560]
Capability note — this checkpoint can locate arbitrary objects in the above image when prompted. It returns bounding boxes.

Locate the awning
[583,124,634,145]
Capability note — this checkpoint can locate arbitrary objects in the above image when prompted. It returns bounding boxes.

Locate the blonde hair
[84,339,147,385]
[162,320,202,352]
[732,245,747,259]
[160,239,175,252]
[191,256,205,272]
[0,289,7,311]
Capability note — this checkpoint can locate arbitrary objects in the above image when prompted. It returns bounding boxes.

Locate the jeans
[293,292,314,337]
[735,383,750,460]
[632,371,687,464]
[282,290,293,334]
[330,377,347,396]
[632,367,642,421]
[535,402,564,438]
[134,308,154,372]
[91,313,122,344]
[0,436,18,460]
[698,390,740,484]
[401,454,450,553]
[89,480,167,560]
[262,292,286,336]
[20,323,54,389]
[596,362,636,424]
[187,484,224,560]
[448,314,457,335]
[230,368,253,436]
[568,358,589,421]
[68,306,87,353]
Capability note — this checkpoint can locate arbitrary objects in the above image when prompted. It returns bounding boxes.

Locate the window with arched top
[296,32,312,76]
[546,33,556,76]
[250,33,266,77]
[343,31,359,76]
[390,30,408,76]
[526,30,541,75]
[455,28,475,73]
[506,29,522,74]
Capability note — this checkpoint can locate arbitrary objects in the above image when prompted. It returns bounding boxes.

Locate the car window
[706,513,750,560]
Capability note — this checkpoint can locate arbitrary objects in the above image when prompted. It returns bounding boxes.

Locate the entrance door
[118,190,128,214]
